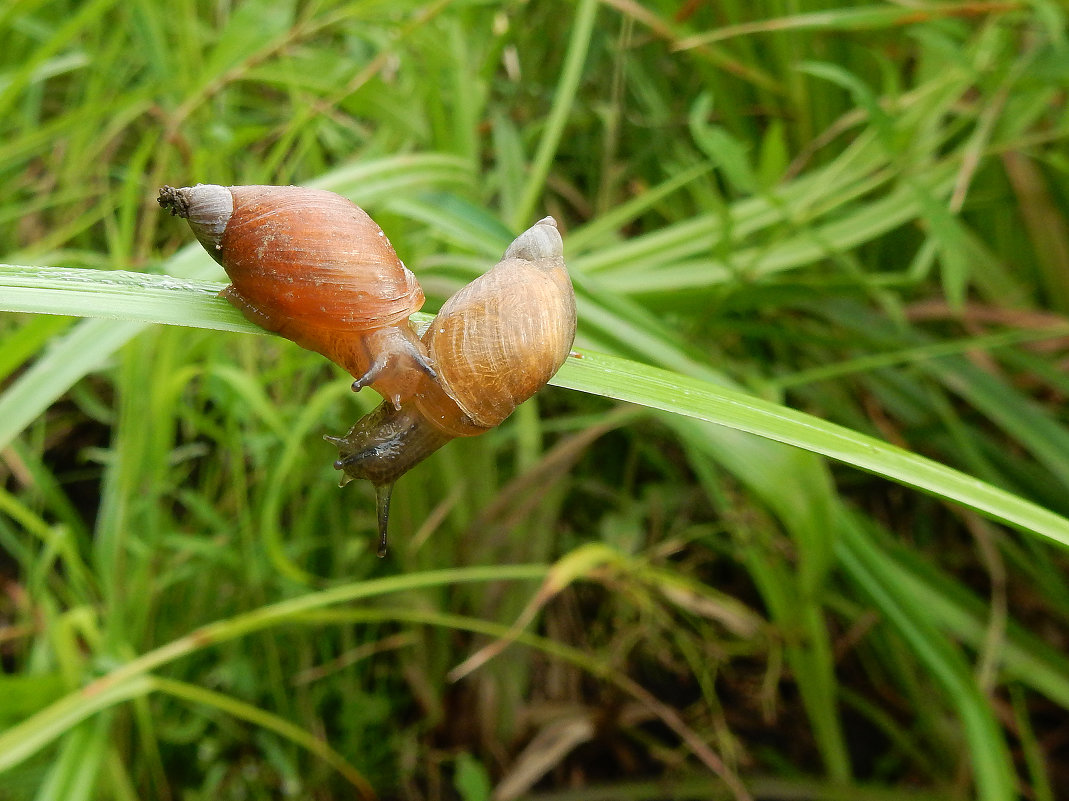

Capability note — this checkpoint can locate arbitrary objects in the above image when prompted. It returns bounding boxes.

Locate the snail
[159,184,576,556]
[327,216,576,554]
[157,184,435,409]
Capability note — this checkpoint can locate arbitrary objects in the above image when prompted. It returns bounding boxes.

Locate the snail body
[158,184,434,408]
[160,183,575,556]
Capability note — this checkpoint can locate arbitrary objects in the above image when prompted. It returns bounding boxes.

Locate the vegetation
[1,1,1068,799]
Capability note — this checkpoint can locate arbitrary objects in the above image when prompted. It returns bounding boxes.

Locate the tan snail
[159,184,576,556]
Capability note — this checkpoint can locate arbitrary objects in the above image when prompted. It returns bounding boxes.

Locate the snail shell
[158,184,435,409]
[328,216,576,555]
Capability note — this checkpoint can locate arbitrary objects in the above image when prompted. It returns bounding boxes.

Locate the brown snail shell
[328,216,576,555]
[158,184,435,408]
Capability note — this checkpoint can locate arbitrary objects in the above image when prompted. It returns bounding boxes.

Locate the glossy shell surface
[218,185,423,331]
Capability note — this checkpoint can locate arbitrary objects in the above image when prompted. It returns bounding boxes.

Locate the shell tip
[157,185,191,218]
[504,216,564,263]
[158,183,234,253]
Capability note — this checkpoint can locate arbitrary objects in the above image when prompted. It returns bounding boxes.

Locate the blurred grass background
[1,0,1069,799]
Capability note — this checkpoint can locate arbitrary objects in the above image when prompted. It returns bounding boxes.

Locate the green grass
[1,1,1068,799]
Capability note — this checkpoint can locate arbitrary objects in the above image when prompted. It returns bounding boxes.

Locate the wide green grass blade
[1,265,1065,550]
[0,265,259,332]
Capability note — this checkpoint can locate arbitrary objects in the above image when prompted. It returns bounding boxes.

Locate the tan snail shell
[160,184,575,556]
[157,184,435,408]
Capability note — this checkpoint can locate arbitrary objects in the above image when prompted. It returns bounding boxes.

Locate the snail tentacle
[351,334,438,410]
[351,353,391,396]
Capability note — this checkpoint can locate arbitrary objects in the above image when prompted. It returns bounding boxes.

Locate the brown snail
[158,184,435,408]
[159,184,576,556]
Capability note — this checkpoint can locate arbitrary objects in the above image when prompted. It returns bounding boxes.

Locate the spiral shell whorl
[503,216,564,264]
